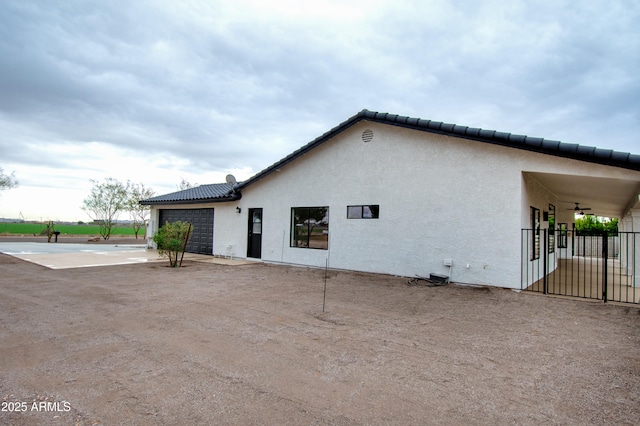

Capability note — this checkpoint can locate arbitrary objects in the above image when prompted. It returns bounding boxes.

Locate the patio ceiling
[525,172,640,218]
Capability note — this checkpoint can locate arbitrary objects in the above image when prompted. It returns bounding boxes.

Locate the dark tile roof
[144,109,639,205]
[237,109,640,190]
[141,183,239,205]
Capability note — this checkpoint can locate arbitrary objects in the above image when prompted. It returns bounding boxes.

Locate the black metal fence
[521,229,639,304]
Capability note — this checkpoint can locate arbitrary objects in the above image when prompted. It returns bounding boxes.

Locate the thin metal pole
[603,232,608,303]
[520,230,524,290]
[634,233,637,302]
[322,258,328,313]
[179,223,192,267]
[543,229,548,295]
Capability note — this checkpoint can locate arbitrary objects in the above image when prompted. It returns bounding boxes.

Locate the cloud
[0,0,638,220]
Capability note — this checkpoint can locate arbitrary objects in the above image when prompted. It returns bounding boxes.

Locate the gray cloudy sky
[1,0,639,221]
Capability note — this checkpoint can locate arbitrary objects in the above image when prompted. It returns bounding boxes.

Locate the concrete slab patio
[0,241,258,269]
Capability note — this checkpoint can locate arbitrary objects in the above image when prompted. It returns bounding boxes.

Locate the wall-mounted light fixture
[236,207,241,214]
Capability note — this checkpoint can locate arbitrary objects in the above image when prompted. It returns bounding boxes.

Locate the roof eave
[140,192,241,206]
[205,109,640,193]
[361,111,640,171]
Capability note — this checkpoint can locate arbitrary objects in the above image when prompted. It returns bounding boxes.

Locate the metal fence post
[543,229,548,295]
[602,231,608,303]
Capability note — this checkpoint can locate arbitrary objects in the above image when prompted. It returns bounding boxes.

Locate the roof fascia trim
[358,110,640,171]
[140,192,241,206]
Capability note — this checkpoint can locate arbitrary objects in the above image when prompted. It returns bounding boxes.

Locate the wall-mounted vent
[362,129,374,143]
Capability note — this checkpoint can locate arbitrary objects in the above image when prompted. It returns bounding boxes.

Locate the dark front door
[247,208,262,259]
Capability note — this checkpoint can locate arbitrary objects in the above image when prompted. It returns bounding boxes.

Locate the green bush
[152,221,193,267]
[575,216,618,236]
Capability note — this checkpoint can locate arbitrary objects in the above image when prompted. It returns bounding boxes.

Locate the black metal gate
[521,229,640,304]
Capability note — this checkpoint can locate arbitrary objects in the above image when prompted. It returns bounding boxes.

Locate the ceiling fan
[567,202,592,215]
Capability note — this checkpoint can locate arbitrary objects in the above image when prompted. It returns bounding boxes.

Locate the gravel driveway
[1,253,639,425]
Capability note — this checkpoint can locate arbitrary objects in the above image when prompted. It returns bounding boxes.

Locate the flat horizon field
[0,222,140,236]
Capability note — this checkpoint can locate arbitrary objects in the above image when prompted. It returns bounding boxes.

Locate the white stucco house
[142,110,640,296]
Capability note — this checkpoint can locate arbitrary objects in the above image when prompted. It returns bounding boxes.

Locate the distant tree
[177,178,197,190]
[82,178,128,240]
[604,218,619,235]
[575,215,600,234]
[41,220,57,242]
[153,221,193,267]
[126,181,155,239]
[0,167,18,192]
[575,216,618,235]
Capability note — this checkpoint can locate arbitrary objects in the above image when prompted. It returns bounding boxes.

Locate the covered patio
[526,256,640,304]
[522,164,640,304]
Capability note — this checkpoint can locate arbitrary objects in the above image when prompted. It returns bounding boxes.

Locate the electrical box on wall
[443,259,453,267]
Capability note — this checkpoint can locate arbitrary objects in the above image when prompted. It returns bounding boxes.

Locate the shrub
[153,221,193,267]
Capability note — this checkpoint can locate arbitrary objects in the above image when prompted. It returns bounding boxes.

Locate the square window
[291,207,329,249]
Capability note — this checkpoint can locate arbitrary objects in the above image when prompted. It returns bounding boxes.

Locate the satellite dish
[225,174,237,185]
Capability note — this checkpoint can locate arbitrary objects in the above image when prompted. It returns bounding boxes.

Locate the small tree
[41,220,57,242]
[126,182,155,239]
[177,178,197,190]
[604,218,619,235]
[153,221,193,267]
[82,178,128,240]
[0,167,18,192]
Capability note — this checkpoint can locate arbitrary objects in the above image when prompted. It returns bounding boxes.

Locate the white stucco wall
[211,204,245,257]
[520,173,559,287]
[620,209,640,287]
[146,207,160,248]
[227,122,526,288]
[147,120,640,290]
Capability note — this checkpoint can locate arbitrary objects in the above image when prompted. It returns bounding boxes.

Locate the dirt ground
[0,250,639,425]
